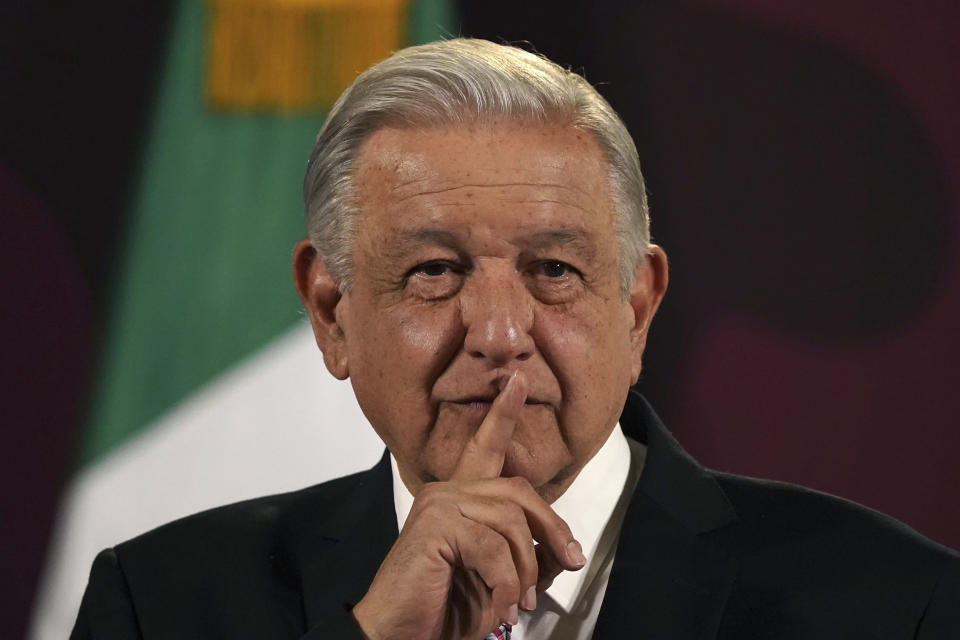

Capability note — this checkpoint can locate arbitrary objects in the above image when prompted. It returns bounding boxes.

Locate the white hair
[303,38,650,295]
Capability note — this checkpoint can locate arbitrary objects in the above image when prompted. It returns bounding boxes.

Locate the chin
[500,438,573,496]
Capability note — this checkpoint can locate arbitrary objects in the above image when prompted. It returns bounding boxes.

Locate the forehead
[352,123,617,245]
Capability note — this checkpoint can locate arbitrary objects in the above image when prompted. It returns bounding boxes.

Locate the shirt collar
[390,423,633,614]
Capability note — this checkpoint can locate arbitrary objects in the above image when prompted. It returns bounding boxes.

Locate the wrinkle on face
[389,181,592,203]
[341,122,640,500]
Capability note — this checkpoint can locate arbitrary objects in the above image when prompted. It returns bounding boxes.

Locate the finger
[455,520,522,626]
[467,476,587,574]
[452,370,528,480]
[456,497,539,610]
[535,542,566,592]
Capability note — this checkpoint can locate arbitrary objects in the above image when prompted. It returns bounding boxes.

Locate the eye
[409,261,456,277]
[404,260,465,300]
[536,260,576,278]
[527,259,583,304]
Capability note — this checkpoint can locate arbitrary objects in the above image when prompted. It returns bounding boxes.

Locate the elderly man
[72,39,958,639]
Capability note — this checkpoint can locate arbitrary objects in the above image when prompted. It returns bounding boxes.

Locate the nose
[460,266,535,365]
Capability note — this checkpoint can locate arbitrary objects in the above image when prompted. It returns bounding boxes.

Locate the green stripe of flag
[81,0,456,465]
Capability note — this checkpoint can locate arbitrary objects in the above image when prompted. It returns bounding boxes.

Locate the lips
[451,396,552,408]
[434,367,561,412]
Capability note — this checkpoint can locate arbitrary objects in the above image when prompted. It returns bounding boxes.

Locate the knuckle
[501,576,521,599]
[505,502,526,522]
[481,530,511,556]
[503,518,531,546]
[506,476,532,493]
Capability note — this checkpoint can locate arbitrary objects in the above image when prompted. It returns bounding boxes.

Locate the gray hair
[302,38,650,295]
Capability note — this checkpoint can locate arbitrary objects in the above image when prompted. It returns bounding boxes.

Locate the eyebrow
[519,229,589,249]
[394,229,467,250]
[392,228,592,251]
[518,229,602,265]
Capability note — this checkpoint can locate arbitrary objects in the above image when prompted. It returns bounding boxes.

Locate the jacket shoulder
[711,470,957,561]
[116,466,370,559]
[101,467,377,637]
[708,471,960,636]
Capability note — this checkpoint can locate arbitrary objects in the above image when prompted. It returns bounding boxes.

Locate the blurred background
[3,0,959,637]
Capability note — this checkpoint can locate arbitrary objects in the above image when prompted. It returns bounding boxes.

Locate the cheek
[398,312,450,357]
[537,302,634,393]
[346,305,462,443]
[395,305,466,386]
[534,301,635,461]
[350,305,456,373]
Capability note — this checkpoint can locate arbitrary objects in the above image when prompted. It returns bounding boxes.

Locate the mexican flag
[29,1,455,637]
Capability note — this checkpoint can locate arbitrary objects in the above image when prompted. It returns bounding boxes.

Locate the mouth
[454,397,552,412]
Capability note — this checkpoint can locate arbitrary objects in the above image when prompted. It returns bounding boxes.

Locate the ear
[293,237,350,380]
[628,245,669,383]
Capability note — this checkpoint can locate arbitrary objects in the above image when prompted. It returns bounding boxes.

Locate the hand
[351,371,587,639]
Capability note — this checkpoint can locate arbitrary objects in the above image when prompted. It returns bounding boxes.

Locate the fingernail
[521,585,537,611]
[566,540,586,567]
[507,603,519,625]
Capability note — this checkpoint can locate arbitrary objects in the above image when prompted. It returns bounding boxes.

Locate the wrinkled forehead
[348,122,621,270]
[353,121,614,210]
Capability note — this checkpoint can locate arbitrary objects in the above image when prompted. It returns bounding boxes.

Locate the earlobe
[628,245,669,382]
[292,238,350,380]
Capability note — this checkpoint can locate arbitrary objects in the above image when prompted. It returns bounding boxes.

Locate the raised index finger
[451,370,528,480]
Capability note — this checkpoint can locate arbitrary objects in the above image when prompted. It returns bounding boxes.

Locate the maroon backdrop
[461,0,960,549]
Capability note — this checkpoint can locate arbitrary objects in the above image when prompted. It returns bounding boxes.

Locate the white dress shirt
[391,424,646,639]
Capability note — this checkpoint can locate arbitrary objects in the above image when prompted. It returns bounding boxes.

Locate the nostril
[467,348,533,364]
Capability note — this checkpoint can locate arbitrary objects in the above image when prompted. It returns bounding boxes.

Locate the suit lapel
[596,392,739,638]
[290,452,399,630]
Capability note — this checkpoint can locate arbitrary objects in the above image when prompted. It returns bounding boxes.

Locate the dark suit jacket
[72,392,960,638]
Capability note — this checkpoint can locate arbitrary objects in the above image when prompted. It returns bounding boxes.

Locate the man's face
[299,123,665,502]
